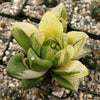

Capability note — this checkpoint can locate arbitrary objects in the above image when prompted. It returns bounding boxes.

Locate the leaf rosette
[7,4,90,91]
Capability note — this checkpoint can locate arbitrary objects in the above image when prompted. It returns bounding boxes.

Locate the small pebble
[97,85,100,89]
[87,94,93,99]
[0,22,6,28]
[3,56,7,61]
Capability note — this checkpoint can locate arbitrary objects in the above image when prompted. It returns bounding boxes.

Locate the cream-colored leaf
[63,60,88,78]
[67,31,88,45]
[39,11,63,39]
[9,22,38,37]
[67,31,88,57]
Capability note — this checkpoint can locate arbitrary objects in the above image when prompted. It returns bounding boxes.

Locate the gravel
[0,0,26,15]
[70,0,100,36]
[82,38,100,69]
[2,39,20,63]
[0,16,16,60]
[23,0,76,23]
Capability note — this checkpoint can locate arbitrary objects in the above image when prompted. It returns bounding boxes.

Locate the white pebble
[32,95,36,100]
[0,40,2,44]
[0,74,3,80]
[79,92,83,98]
[10,42,12,47]
[9,83,15,87]
[12,51,16,55]
[13,0,20,3]
[5,51,9,55]
[0,52,3,56]
[97,85,100,89]
[65,89,70,94]
[3,56,7,61]
[87,94,92,99]
[52,91,64,98]
[75,7,78,11]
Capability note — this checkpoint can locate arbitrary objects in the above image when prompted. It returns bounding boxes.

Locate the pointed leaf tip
[39,11,63,39]
[10,22,38,37]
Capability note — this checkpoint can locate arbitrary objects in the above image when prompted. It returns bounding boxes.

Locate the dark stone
[84,19,90,25]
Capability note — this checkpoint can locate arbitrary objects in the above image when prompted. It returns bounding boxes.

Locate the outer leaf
[41,38,60,60]
[9,22,38,37]
[55,33,69,49]
[52,69,79,76]
[51,72,72,86]
[59,77,79,91]
[22,77,44,90]
[73,37,87,58]
[51,3,67,20]
[61,60,88,78]
[67,31,88,45]
[7,54,46,79]
[39,11,63,39]
[51,3,67,32]
[30,31,45,56]
[73,47,91,59]
[51,72,79,91]
[67,31,88,57]
[11,28,32,53]
[51,45,74,67]
[27,48,52,71]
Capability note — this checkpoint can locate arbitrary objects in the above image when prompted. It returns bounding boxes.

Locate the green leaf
[27,48,52,71]
[61,6,67,20]
[17,47,26,54]
[63,23,67,33]
[73,47,91,59]
[22,77,43,90]
[59,77,79,91]
[6,70,16,79]
[52,69,80,76]
[41,38,60,60]
[30,31,45,56]
[51,3,67,20]
[11,28,32,53]
[9,22,38,37]
[55,33,69,49]
[51,45,74,67]
[7,54,46,79]
[41,45,58,60]
[51,72,79,91]
[51,72,72,86]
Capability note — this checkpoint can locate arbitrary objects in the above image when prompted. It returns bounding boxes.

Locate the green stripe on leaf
[7,54,46,79]
[11,28,32,53]
[27,48,52,71]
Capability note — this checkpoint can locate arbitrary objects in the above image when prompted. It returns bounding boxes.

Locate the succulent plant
[7,4,89,91]
[0,88,22,100]
[43,0,60,7]
[90,0,100,21]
